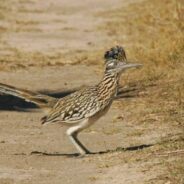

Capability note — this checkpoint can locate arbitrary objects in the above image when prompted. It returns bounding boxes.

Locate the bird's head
[104,46,142,73]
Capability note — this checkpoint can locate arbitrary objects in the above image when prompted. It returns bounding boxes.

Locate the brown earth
[0,0,183,184]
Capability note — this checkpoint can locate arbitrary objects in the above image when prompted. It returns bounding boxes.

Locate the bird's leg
[66,121,91,156]
[68,132,90,156]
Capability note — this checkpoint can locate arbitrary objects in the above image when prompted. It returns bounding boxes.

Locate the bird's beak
[118,62,143,71]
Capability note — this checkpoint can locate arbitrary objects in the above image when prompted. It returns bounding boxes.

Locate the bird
[0,46,142,156]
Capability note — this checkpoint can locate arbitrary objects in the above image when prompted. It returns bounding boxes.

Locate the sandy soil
[0,0,183,184]
[0,0,133,54]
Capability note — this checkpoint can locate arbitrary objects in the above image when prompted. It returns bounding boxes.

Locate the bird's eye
[108,62,115,68]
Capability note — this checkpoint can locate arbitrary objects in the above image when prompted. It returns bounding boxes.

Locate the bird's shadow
[0,89,76,111]
[28,144,153,158]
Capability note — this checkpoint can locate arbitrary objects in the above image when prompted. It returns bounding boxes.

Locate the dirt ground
[0,0,183,184]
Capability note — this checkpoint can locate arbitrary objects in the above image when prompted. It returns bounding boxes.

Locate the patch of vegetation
[99,0,184,121]
[97,0,184,182]
[87,5,184,182]
[99,0,183,77]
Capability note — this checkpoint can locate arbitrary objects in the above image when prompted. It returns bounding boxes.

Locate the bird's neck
[97,71,120,98]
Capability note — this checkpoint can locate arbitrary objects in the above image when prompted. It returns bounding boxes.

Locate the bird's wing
[41,87,100,124]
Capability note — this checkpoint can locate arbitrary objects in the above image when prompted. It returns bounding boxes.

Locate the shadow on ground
[0,89,75,111]
[28,144,153,158]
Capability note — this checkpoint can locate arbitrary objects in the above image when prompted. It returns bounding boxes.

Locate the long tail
[0,83,57,110]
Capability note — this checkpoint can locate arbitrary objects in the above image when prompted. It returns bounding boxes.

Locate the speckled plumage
[41,71,118,124]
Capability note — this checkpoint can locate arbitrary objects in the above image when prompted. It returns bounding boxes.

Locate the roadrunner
[0,46,142,155]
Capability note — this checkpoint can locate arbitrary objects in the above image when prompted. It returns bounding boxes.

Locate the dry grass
[97,0,184,182]
[0,48,103,71]
[98,0,184,122]
[99,0,184,79]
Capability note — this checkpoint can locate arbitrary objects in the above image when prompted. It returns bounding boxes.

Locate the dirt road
[0,0,183,184]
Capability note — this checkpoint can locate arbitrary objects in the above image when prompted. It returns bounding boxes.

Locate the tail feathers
[0,83,57,110]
